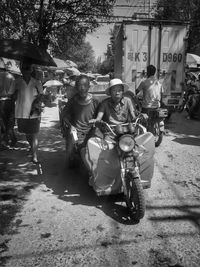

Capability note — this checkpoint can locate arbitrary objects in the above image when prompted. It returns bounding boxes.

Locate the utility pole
[149,0,151,18]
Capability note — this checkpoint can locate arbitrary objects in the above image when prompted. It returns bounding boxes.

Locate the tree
[0,0,116,49]
[69,41,96,72]
[97,29,115,75]
[155,0,200,52]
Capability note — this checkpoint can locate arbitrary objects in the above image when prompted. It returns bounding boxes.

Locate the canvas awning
[186,53,200,67]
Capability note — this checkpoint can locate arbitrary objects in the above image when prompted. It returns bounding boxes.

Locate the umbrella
[0,57,21,75]
[55,69,65,74]
[186,53,200,67]
[187,72,199,80]
[65,67,80,76]
[86,72,96,80]
[52,58,71,69]
[43,80,63,87]
[0,39,56,67]
[65,60,78,68]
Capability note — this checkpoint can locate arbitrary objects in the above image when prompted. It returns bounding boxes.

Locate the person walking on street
[9,60,43,163]
[0,60,16,148]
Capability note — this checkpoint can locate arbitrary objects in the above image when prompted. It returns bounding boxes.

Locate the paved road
[0,104,200,267]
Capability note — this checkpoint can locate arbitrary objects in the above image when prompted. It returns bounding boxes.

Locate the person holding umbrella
[9,59,43,163]
[0,39,57,162]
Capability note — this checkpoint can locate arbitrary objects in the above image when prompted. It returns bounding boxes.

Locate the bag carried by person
[30,87,45,117]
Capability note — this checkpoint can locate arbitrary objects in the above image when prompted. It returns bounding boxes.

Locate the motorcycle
[142,108,168,147]
[186,92,200,119]
[178,84,198,113]
[136,95,168,147]
[62,115,155,221]
[179,85,200,119]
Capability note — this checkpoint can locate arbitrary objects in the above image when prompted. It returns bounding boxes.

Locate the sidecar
[86,131,155,196]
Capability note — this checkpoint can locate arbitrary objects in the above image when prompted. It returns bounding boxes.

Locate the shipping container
[114,20,188,110]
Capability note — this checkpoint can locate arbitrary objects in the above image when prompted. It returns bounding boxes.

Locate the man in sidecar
[61,74,99,168]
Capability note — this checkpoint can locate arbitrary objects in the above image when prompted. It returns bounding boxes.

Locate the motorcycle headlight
[119,135,135,152]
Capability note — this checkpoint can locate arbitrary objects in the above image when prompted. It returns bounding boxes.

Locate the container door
[124,24,154,92]
[158,26,187,106]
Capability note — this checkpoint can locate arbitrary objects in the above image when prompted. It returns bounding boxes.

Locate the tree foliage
[155,0,200,52]
[0,0,116,49]
[69,41,96,72]
[97,29,115,75]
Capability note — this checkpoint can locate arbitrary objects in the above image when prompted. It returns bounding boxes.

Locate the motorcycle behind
[62,115,155,222]
[178,85,197,113]
[142,108,168,147]
[187,92,200,119]
[136,94,168,147]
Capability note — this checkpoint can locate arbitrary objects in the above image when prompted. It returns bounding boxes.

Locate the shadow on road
[155,159,200,231]
[172,136,200,146]
[0,140,42,236]
[37,119,139,225]
[40,160,136,225]
[147,204,200,226]
[165,111,200,137]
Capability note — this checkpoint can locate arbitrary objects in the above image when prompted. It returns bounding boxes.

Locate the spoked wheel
[125,173,145,222]
[152,122,163,147]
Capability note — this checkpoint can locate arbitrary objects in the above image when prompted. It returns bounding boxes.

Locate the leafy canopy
[155,0,200,52]
[0,0,116,49]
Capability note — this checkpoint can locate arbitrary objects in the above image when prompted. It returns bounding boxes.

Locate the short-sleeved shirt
[62,94,99,134]
[10,77,43,119]
[98,96,136,125]
[137,76,162,108]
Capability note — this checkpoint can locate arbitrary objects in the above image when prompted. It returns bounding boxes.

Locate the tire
[155,132,163,147]
[152,122,163,147]
[125,173,145,221]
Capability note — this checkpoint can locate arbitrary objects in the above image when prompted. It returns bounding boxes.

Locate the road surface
[0,103,200,267]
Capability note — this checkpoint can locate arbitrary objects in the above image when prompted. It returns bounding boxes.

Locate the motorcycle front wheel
[152,121,163,147]
[125,173,145,221]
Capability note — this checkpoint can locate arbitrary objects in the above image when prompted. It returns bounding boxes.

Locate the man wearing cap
[94,78,136,124]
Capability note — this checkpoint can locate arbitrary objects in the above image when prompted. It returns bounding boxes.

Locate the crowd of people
[0,61,163,166]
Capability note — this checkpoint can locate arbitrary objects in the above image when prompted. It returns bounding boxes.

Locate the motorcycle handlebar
[89,113,145,135]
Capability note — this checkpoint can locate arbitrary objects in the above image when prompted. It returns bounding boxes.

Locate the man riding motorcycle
[136,65,162,112]
[136,65,166,147]
[92,78,136,125]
